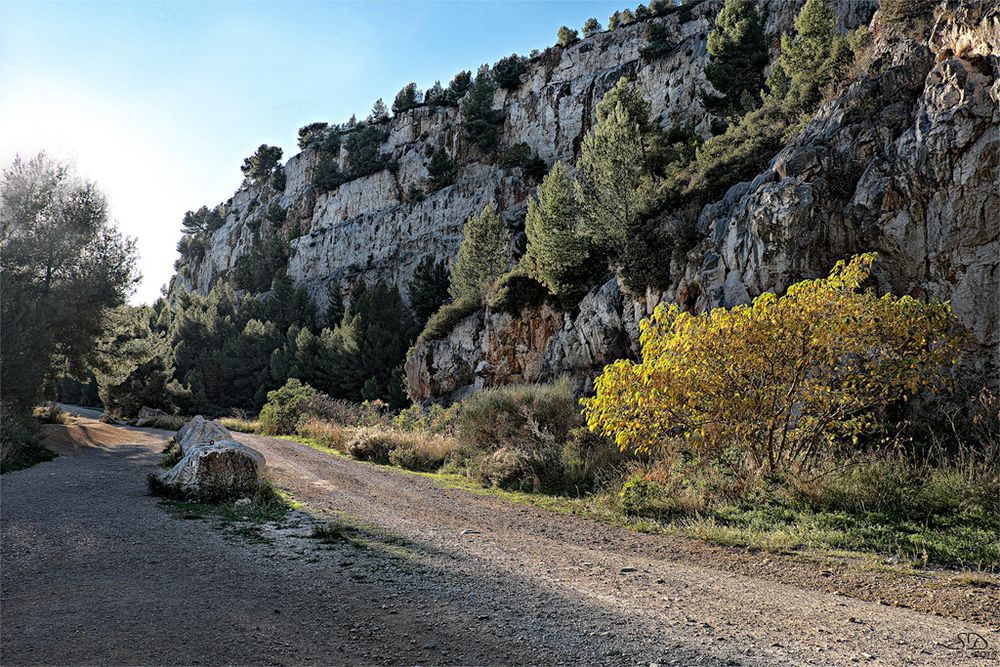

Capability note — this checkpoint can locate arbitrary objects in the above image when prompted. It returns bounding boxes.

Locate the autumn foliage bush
[583,254,964,473]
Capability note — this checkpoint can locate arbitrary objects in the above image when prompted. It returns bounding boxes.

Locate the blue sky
[1,0,628,304]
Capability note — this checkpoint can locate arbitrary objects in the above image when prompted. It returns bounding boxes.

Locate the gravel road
[2,413,997,666]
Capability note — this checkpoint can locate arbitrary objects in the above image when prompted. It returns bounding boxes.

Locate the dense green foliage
[1,154,138,466]
[523,162,597,300]
[407,256,451,326]
[426,149,457,189]
[492,54,527,91]
[556,26,579,47]
[767,0,851,112]
[297,122,329,149]
[392,83,421,114]
[461,70,502,154]
[259,378,318,435]
[499,143,547,182]
[344,124,389,178]
[369,98,390,124]
[582,17,602,37]
[640,22,674,60]
[241,144,283,186]
[705,0,767,115]
[449,202,510,302]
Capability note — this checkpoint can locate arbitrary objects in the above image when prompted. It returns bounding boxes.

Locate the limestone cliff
[172,0,873,304]
[169,0,998,405]
[406,1,999,403]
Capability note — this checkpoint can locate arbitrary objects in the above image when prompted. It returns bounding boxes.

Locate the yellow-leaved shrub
[583,254,964,472]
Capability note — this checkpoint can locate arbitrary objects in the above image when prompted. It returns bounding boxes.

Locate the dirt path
[2,415,997,666]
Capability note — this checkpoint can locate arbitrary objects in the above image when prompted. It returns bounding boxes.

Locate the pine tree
[767,0,851,112]
[407,256,451,325]
[492,54,527,91]
[447,71,473,104]
[523,162,595,300]
[461,71,501,154]
[425,80,446,107]
[241,145,283,186]
[608,10,622,30]
[450,202,510,301]
[326,285,345,326]
[557,26,579,47]
[392,83,421,114]
[705,0,768,115]
[575,78,657,252]
[582,18,602,37]
[369,98,390,123]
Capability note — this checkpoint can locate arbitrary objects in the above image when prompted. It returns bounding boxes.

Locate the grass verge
[285,433,998,570]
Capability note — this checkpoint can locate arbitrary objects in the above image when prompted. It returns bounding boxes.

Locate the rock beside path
[157,417,266,499]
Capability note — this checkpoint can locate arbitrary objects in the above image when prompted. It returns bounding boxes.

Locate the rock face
[407,2,999,403]
[169,0,997,404]
[158,417,265,499]
[171,0,875,306]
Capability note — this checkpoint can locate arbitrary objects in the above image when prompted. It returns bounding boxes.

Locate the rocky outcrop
[158,417,265,499]
[405,278,650,402]
[680,1,999,374]
[407,2,999,403]
[171,0,875,307]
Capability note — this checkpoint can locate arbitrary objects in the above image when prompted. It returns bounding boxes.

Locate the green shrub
[582,17,602,37]
[500,143,547,182]
[475,447,535,491]
[33,402,70,425]
[259,379,318,435]
[640,21,675,60]
[457,379,587,492]
[297,122,329,149]
[458,379,580,453]
[344,125,389,178]
[561,427,625,493]
[393,402,463,434]
[144,414,187,431]
[461,71,502,154]
[486,271,549,314]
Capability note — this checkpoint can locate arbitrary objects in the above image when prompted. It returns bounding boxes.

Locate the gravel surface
[2,414,997,666]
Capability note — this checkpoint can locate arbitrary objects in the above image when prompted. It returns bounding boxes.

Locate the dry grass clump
[297,418,349,452]
[219,417,262,434]
[389,432,464,472]
[345,427,463,470]
[33,402,71,425]
[144,414,186,431]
